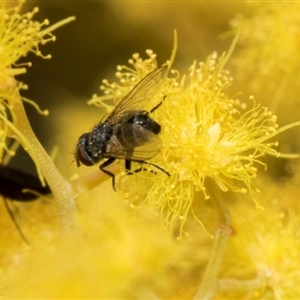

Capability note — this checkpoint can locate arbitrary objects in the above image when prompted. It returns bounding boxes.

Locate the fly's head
[75,133,98,167]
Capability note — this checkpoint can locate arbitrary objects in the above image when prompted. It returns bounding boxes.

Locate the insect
[0,165,51,244]
[75,66,170,190]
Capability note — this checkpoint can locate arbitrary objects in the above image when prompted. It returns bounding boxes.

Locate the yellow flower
[1,193,186,299]
[0,0,75,161]
[0,0,76,229]
[220,187,300,299]
[230,2,300,105]
[0,0,56,94]
[89,48,299,236]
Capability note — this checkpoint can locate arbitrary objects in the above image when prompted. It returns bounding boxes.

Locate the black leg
[149,96,166,113]
[126,160,170,177]
[125,159,131,171]
[126,166,155,176]
[99,157,117,191]
[101,157,170,191]
[147,162,170,177]
[125,159,148,175]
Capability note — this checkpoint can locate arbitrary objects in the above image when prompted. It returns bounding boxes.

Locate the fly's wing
[108,66,167,122]
[104,124,162,161]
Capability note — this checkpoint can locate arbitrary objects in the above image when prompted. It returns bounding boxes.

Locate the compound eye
[76,146,94,166]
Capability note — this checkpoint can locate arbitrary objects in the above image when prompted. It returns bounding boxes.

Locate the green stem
[194,178,231,299]
[11,89,76,231]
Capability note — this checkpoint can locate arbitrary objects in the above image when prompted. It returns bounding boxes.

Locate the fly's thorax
[89,122,114,159]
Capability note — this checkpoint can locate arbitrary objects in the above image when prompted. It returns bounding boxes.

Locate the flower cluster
[0,0,57,93]
[2,1,300,299]
[0,1,76,197]
[231,2,300,100]
[0,1,76,162]
[0,0,76,238]
[220,188,300,299]
[90,50,284,234]
[0,1,50,156]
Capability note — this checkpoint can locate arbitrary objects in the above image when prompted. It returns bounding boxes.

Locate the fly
[75,66,170,190]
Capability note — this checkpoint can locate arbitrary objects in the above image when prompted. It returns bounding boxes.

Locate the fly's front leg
[99,157,117,191]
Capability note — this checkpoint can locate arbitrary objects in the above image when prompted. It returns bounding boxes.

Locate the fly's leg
[125,160,132,172]
[125,160,155,175]
[99,157,117,191]
[148,162,170,176]
[125,160,170,177]
[149,96,167,113]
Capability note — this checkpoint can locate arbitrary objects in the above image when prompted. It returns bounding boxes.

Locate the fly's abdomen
[128,113,161,134]
[115,113,161,149]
